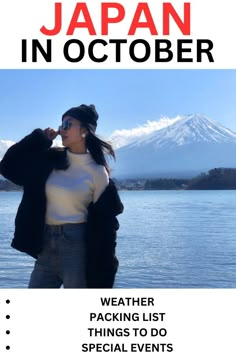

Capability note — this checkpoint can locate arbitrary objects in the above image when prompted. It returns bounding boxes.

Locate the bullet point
[6,315,10,319]
[6,346,10,350]
[6,330,10,335]
[6,299,10,304]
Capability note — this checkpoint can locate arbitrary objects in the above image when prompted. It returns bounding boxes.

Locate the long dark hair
[82,123,115,175]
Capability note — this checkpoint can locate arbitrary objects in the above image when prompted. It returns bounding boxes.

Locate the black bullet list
[2,298,11,351]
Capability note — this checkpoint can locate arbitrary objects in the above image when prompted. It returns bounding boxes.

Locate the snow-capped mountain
[110,115,182,149]
[111,114,236,179]
[2,115,236,180]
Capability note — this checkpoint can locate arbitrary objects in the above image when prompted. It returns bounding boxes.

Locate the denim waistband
[45,223,87,233]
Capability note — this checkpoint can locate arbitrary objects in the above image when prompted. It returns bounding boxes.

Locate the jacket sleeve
[0,129,52,186]
[86,210,120,288]
[86,180,124,288]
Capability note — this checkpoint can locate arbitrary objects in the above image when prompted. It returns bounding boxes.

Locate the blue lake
[1,190,236,288]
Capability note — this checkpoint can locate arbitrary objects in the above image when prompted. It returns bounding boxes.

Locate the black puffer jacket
[0,129,124,288]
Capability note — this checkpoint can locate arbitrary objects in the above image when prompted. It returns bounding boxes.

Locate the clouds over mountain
[0,117,182,158]
[110,116,182,148]
[2,114,236,180]
[112,114,236,179]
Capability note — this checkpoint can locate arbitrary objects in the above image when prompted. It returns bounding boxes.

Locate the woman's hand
[43,128,59,141]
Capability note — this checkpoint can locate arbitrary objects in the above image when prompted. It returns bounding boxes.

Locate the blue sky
[1,69,236,141]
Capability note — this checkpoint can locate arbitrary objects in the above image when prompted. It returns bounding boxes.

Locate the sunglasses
[58,120,74,132]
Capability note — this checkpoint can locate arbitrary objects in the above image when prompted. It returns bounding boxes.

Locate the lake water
[1,190,236,288]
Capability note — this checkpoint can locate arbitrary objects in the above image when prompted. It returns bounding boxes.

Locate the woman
[0,104,123,288]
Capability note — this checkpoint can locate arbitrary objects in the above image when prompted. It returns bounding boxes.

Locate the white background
[0,0,235,68]
[1,289,236,353]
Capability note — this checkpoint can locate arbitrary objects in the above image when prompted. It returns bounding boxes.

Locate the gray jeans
[28,223,87,288]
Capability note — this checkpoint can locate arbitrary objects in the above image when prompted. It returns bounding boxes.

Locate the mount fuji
[111,114,236,179]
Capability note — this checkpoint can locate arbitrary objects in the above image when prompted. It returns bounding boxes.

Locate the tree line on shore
[1,168,236,191]
[115,168,236,190]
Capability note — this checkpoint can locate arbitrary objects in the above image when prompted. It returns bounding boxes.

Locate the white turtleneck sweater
[45,150,109,225]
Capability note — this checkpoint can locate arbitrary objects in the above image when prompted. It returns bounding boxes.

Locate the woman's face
[60,116,87,152]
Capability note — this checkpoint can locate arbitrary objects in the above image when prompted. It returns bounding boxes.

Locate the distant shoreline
[0,190,23,192]
[2,167,236,191]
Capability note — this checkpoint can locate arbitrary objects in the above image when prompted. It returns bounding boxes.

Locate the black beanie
[62,104,98,131]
